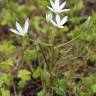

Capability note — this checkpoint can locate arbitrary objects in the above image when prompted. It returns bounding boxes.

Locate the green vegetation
[0,0,96,96]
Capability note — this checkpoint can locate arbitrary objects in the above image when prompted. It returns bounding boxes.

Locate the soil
[22,78,42,96]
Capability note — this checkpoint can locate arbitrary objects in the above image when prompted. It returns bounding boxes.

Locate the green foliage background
[0,0,96,96]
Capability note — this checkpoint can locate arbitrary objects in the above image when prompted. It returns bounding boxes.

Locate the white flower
[51,14,68,28]
[46,13,52,22]
[48,0,70,14]
[9,18,29,36]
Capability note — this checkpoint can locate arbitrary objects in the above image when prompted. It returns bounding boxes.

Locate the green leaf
[1,88,10,96]
[33,67,44,79]
[0,73,13,87]
[56,79,68,95]
[37,90,44,96]
[91,84,96,92]
[1,58,14,71]
[58,79,68,92]
[0,41,15,54]
[74,0,84,11]
[24,49,41,61]
[80,92,90,96]
[17,69,31,88]
[18,69,31,81]
[82,77,93,88]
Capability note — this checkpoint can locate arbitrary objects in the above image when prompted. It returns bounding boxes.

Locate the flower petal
[47,6,54,12]
[46,13,52,22]
[51,19,57,26]
[55,0,59,8]
[58,25,64,28]
[59,2,66,11]
[50,0,55,8]
[16,21,23,33]
[60,16,68,26]
[23,18,29,33]
[59,9,70,13]
[9,28,23,36]
[53,0,60,11]
[56,14,61,25]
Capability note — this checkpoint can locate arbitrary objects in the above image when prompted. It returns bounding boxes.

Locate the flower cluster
[46,0,70,28]
[9,19,29,36]
[9,0,70,36]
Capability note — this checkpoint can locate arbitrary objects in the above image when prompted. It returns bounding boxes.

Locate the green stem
[18,37,25,69]
[13,37,25,73]
[50,45,55,69]
[54,34,81,49]
[13,85,18,96]
[38,44,49,70]
[50,28,56,71]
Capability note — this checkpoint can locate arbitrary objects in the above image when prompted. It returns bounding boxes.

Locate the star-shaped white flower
[9,18,29,36]
[48,0,70,14]
[51,14,68,28]
[46,13,52,22]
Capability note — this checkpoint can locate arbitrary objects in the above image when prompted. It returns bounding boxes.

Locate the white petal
[53,4,59,12]
[56,14,61,25]
[16,21,23,33]
[53,0,60,11]
[60,16,68,26]
[46,13,52,22]
[47,6,54,12]
[59,2,66,10]
[57,25,64,28]
[51,20,57,26]
[23,18,29,33]
[50,0,55,9]
[59,9,70,13]
[55,0,59,8]
[51,20,64,28]
[9,29,23,36]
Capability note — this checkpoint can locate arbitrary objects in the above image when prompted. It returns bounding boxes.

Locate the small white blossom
[51,14,68,28]
[46,13,52,22]
[9,18,29,36]
[48,0,70,14]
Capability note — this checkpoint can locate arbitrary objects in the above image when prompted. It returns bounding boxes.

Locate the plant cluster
[0,0,96,96]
